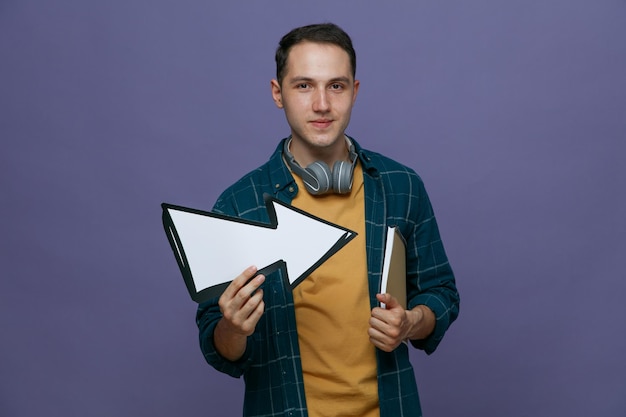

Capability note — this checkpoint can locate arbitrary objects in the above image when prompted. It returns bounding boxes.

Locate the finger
[370,338,395,353]
[223,274,265,320]
[234,265,260,289]
[241,286,264,315]
[238,288,263,319]
[245,297,265,326]
[236,274,265,305]
[370,313,403,341]
[235,291,265,335]
[220,271,263,319]
[371,301,395,322]
[369,315,391,336]
[369,321,403,351]
[222,287,264,332]
[368,327,394,352]
[222,265,258,299]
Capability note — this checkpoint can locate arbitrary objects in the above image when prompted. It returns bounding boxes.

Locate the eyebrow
[287,76,352,84]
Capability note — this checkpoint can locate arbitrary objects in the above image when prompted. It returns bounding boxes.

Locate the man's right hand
[214,266,266,361]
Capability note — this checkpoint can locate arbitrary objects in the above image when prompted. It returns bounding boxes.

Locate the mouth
[310,119,333,129]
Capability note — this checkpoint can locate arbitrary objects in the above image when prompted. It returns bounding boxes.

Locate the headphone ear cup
[332,160,353,194]
[305,161,333,195]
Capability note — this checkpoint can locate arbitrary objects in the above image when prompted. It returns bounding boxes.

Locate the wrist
[214,318,248,362]
[407,305,436,341]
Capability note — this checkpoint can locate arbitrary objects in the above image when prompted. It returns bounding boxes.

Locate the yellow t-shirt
[290,161,379,417]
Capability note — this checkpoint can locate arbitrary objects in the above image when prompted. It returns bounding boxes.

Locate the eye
[329,83,343,91]
[297,83,310,89]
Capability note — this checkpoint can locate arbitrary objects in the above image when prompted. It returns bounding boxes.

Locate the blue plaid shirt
[196,137,460,417]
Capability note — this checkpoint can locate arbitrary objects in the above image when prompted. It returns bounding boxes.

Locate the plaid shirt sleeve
[362,150,459,355]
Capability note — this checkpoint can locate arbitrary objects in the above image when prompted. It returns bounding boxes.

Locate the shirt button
[275,183,280,189]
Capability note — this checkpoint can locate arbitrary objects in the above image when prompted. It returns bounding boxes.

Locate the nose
[312,89,330,113]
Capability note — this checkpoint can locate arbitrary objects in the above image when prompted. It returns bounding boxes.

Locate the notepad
[380,226,406,309]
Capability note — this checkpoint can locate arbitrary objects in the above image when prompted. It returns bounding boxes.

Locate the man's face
[271,41,359,165]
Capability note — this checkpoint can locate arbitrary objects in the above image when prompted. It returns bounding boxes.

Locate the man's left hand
[368,294,435,352]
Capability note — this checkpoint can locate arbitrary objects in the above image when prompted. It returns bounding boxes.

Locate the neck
[288,136,350,167]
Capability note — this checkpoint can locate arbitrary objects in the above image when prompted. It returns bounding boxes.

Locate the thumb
[376,293,401,309]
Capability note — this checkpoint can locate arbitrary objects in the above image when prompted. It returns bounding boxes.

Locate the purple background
[2,1,625,416]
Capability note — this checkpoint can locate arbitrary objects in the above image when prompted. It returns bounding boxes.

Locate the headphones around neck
[283,137,358,195]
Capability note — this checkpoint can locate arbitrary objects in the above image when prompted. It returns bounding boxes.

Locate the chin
[306,133,343,149]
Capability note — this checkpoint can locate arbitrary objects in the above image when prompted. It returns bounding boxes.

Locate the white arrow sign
[162,196,357,303]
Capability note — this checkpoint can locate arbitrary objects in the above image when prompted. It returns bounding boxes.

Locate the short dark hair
[275,22,356,85]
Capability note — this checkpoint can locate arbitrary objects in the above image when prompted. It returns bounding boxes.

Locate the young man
[196,23,459,417]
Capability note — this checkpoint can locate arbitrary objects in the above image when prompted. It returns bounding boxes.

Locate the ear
[270,79,284,109]
[352,79,360,105]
